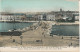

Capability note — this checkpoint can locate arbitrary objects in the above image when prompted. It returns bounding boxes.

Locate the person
[13,39,15,42]
[71,43,72,45]
[52,35,53,37]
[41,39,42,42]
[10,35,12,39]
[62,36,63,39]
[71,37,72,39]
[42,32,44,35]
[44,35,45,37]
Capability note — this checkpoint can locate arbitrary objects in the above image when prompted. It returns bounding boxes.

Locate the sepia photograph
[0,0,79,52]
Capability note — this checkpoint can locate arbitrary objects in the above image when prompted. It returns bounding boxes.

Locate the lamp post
[20,36,23,45]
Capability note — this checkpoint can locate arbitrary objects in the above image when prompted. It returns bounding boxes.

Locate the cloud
[65,0,78,1]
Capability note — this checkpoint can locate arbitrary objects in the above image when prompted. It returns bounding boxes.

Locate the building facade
[37,14,43,21]
[0,13,25,21]
[46,14,55,21]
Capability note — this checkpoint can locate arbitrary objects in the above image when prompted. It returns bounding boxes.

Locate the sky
[0,0,79,12]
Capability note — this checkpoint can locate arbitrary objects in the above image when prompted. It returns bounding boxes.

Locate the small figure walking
[62,36,63,39]
[42,32,44,35]
[52,35,53,37]
[10,35,12,39]
[44,35,45,37]
[41,39,42,42]
[13,39,15,42]
[71,37,72,39]
[71,42,72,46]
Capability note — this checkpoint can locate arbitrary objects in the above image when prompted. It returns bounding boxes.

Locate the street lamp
[20,35,23,45]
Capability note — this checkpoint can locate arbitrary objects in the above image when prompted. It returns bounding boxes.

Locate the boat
[0,31,22,36]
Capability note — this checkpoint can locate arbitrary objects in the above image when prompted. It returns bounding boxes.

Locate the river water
[51,25,79,36]
[0,22,33,32]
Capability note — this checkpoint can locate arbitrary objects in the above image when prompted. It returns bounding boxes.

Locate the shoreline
[0,21,79,25]
[55,22,79,25]
[0,20,39,23]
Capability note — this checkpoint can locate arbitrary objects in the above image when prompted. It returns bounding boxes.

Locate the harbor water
[0,22,33,32]
[51,25,79,36]
[0,22,79,36]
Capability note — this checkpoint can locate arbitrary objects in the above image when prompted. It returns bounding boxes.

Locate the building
[43,14,46,20]
[37,14,43,21]
[0,9,79,22]
[26,14,35,21]
[50,9,79,22]
[74,14,79,21]
[0,12,25,21]
[34,15,38,21]
[46,14,55,21]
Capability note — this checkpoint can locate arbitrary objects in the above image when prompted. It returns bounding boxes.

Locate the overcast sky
[0,0,79,12]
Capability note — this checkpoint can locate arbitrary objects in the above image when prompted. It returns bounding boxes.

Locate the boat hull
[0,31,22,36]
